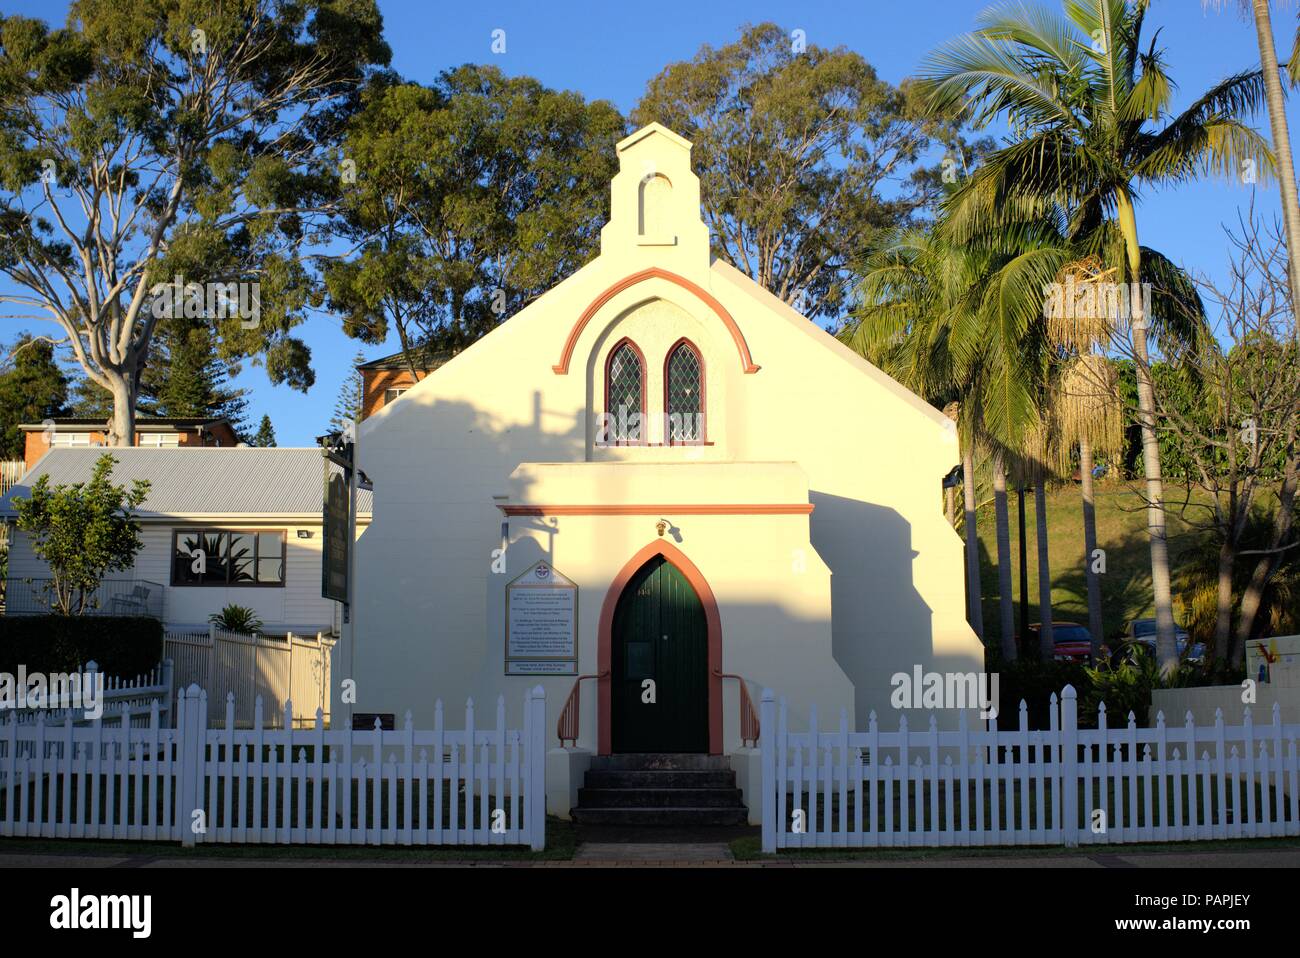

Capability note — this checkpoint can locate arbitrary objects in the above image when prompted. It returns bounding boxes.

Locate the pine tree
[0,336,69,458]
[66,371,114,419]
[250,415,277,447]
[139,319,251,436]
[330,350,366,434]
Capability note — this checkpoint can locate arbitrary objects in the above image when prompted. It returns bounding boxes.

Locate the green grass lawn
[972,483,1210,649]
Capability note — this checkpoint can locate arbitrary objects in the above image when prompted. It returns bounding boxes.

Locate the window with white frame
[138,433,182,447]
[384,388,407,405]
[49,432,93,447]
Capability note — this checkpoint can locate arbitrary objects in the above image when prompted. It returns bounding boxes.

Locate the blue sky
[4,0,1297,445]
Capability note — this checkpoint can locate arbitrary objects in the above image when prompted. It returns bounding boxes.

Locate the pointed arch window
[665,339,704,444]
[604,339,645,444]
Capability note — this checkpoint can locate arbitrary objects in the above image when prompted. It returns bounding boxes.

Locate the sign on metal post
[322,461,350,603]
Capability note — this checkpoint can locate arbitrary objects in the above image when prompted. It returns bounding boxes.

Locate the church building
[349,122,982,820]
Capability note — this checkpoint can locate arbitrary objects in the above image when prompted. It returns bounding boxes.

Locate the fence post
[528,685,546,852]
[1060,685,1079,848]
[177,683,206,847]
[161,659,175,725]
[760,689,776,853]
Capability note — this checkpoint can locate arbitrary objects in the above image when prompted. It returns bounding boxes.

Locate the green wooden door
[611,556,708,753]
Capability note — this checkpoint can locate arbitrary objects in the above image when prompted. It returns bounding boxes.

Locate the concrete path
[573,842,733,863]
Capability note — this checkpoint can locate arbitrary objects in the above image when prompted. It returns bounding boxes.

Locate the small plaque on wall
[505,561,577,675]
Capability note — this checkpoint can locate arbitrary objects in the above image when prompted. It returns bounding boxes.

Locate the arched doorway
[610,555,708,752]
[597,541,722,755]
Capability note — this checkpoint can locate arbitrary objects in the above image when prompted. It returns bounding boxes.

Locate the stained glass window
[666,342,703,442]
[606,341,643,443]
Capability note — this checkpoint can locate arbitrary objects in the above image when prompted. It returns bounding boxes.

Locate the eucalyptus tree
[919,0,1273,672]
[634,22,967,322]
[327,66,624,374]
[0,1,390,444]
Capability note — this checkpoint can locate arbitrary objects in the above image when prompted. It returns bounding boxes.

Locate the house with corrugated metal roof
[0,447,371,635]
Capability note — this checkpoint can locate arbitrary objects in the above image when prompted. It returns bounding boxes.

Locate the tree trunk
[1079,436,1104,659]
[992,450,1017,661]
[1232,434,1298,666]
[945,485,957,526]
[1213,537,1235,666]
[1034,476,1053,660]
[1252,0,1300,316]
[1115,188,1179,676]
[107,373,136,447]
[1017,485,1029,650]
[962,444,985,642]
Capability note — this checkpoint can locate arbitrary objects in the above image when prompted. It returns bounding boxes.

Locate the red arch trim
[597,539,723,755]
[552,267,760,375]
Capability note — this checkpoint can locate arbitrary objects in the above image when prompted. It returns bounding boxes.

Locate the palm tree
[1044,257,1128,658]
[1058,353,1125,657]
[1207,1,1300,314]
[847,222,1070,660]
[1012,414,1062,660]
[919,0,1273,673]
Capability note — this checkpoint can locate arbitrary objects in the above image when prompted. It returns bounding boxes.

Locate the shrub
[0,615,163,678]
[11,454,149,615]
[1082,645,1202,726]
[208,605,263,634]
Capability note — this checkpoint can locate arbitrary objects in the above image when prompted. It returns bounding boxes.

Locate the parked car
[1109,617,1205,666]
[1019,621,1093,662]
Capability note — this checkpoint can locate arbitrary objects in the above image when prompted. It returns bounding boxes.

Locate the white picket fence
[4,660,174,728]
[760,685,1300,852]
[0,683,547,850]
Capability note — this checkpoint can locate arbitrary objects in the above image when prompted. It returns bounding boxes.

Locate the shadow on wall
[350,390,589,706]
[812,491,980,727]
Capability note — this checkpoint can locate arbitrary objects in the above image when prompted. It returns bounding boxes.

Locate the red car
[1019,622,1093,662]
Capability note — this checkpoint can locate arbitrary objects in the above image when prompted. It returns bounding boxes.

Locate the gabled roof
[0,448,373,519]
[356,348,456,373]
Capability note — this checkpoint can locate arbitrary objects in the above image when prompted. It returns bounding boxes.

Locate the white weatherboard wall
[6,520,352,630]
[349,122,983,772]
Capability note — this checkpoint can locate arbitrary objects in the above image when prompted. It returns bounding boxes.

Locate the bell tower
[600,123,711,274]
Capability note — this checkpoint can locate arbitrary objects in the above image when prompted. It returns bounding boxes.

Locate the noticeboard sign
[505,561,577,675]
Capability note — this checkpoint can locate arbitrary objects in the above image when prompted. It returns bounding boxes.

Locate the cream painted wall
[349,122,983,752]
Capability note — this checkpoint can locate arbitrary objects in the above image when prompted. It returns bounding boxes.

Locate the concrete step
[582,769,738,789]
[577,787,745,809]
[589,753,731,771]
[569,807,749,827]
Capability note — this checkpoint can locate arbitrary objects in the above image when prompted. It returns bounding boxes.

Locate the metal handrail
[714,670,761,747]
[556,672,606,748]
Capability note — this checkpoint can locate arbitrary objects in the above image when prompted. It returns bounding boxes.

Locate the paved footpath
[2,845,1298,868]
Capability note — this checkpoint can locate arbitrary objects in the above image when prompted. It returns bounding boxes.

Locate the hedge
[0,615,163,679]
